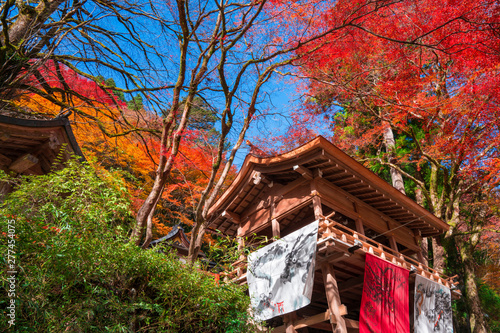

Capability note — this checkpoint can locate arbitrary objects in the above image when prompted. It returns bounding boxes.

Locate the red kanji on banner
[360,253,409,333]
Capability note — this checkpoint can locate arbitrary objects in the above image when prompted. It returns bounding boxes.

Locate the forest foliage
[251,1,500,331]
[0,158,256,332]
[1,0,500,332]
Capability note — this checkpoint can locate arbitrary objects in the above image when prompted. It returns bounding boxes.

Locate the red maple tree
[258,1,500,332]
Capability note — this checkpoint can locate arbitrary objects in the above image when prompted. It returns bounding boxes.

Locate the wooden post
[321,263,347,333]
[284,312,297,333]
[311,180,323,220]
[270,192,281,239]
[272,219,280,238]
[237,226,246,260]
[312,196,323,220]
[355,218,365,235]
[388,235,399,252]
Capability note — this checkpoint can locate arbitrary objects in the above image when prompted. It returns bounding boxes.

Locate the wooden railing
[225,217,459,290]
[318,217,457,288]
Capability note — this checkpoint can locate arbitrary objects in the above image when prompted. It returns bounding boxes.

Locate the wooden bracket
[48,134,61,149]
[221,210,241,224]
[9,154,39,173]
[293,165,313,180]
[253,171,273,186]
[273,307,349,333]
[252,171,262,185]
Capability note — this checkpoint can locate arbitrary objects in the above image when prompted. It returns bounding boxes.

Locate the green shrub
[479,282,500,333]
[0,158,257,332]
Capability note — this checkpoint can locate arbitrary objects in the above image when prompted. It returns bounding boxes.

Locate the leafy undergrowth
[0,158,257,332]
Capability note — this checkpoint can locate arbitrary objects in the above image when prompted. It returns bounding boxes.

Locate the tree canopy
[1,0,500,332]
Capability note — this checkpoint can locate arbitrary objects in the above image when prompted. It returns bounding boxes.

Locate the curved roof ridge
[208,136,448,235]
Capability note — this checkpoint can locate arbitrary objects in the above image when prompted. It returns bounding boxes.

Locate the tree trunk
[130,172,167,245]
[6,0,66,46]
[432,236,445,271]
[382,121,405,194]
[187,223,206,262]
[415,187,429,265]
[460,247,490,333]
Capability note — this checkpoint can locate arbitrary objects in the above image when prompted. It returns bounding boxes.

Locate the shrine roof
[0,114,84,174]
[207,136,449,238]
[150,225,191,248]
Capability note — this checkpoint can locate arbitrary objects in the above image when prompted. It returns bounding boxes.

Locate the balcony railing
[225,217,459,293]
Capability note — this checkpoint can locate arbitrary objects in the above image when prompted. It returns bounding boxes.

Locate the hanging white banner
[414,275,453,333]
[247,220,319,321]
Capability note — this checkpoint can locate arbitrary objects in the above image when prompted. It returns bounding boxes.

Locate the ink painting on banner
[360,253,410,333]
[247,220,319,321]
[414,275,453,333]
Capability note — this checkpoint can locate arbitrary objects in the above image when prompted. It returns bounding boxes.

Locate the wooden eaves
[0,114,84,176]
[207,136,449,239]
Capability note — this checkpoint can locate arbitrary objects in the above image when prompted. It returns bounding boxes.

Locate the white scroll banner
[414,275,453,333]
[247,220,319,321]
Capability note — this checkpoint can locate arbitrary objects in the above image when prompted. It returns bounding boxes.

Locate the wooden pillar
[237,226,246,260]
[312,196,323,220]
[270,193,281,239]
[284,313,297,333]
[388,235,399,252]
[352,202,365,236]
[321,263,347,333]
[311,180,323,220]
[272,219,280,238]
[355,218,365,235]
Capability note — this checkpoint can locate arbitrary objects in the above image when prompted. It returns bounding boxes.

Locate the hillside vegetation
[0,158,256,332]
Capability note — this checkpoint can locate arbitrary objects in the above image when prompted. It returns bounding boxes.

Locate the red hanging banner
[360,253,410,333]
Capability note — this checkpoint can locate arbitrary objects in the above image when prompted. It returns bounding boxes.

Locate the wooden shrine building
[149,225,210,264]
[0,114,84,196]
[207,136,458,332]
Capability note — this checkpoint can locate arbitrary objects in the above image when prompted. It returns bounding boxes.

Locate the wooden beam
[338,275,364,292]
[214,170,263,217]
[0,132,11,141]
[237,226,246,260]
[308,319,360,331]
[9,154,39,173]
[25,162,44,175]
[253,171,262,185]
[273,308,349,333]
[313,168,323,178]
[321,263,348,333]
[239,177,307,222]
[293,165,313,180]
[221,210,241,224]
[316,178,419,252]
[414,231,428,266]
[317,251,351,265]
[48,133,61,149]
[0,153,12,166]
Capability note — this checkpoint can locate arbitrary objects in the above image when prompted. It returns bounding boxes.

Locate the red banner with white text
[360,253,409,333]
